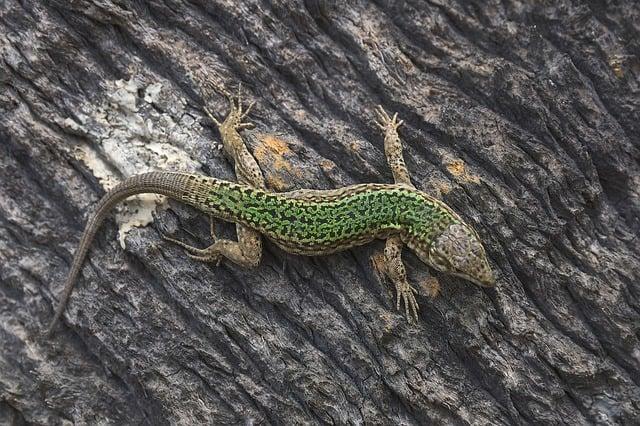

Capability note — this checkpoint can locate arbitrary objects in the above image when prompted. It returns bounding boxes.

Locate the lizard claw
[205,84,256,132]
[186,251,222,265]
[395,281,420,323]
[161,225,222,265]
[374,105,403,132]
[161,233,200,254]
[372,246,420,324]
[225,84,256,131]
[204,106,222,127]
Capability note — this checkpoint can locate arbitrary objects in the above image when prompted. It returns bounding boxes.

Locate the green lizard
[45,90,494,336]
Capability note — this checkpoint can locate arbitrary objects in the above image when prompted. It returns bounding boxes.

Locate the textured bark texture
[1,1,639,424]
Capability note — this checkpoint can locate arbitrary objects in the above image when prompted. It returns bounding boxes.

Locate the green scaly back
[181,174,460,255]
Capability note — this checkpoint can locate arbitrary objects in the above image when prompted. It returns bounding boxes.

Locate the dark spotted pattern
[179,174,460,255]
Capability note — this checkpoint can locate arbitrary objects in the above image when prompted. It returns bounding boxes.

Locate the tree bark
[1,0,639,424]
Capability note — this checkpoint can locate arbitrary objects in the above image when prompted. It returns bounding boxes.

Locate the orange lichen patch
[446,159,465,176]
[435,181,453,195]
[421,276,441,298]
[260,135,291,156]
[265,175,289,192]
[254,135,293,173]
[254,135,302,190]
[445,158,481,184]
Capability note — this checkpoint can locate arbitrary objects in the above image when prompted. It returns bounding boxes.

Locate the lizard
[45,88,495,336]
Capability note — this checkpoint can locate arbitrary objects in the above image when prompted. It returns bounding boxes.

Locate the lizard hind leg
[161,215,261,268]
[164,84,266,270]
[161,216,222,264]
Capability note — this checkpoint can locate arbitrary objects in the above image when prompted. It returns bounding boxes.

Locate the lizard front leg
[163,86,265,268]
[374,105,412,186]
[372,106,440,322]
[372,235,419,322]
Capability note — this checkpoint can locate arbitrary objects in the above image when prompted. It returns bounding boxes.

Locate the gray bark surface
[1,0,639,424]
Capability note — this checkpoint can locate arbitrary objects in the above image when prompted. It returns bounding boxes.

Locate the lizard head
[426,223,495,287]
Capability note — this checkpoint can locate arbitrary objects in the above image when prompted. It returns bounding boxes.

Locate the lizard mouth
[452,271,496,288]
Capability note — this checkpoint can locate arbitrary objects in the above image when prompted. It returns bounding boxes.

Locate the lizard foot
[161,217,222,265]
[374,105,403,133]
[205,83,255,132]
[371,250,420,324]
[395,280,419,323]
[161,234,223,265]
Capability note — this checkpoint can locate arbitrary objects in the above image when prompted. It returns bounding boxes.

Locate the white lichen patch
[59,76,206,248]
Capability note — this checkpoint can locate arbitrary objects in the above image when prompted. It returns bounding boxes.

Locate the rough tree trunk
[1,0,639,424]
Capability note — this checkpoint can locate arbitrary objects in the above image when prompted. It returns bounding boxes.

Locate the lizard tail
[44,171,194,337]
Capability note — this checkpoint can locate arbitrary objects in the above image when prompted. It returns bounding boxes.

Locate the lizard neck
[399,191,462,264]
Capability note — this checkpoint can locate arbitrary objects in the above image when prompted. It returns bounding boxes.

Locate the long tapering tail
[44,171,195,336]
